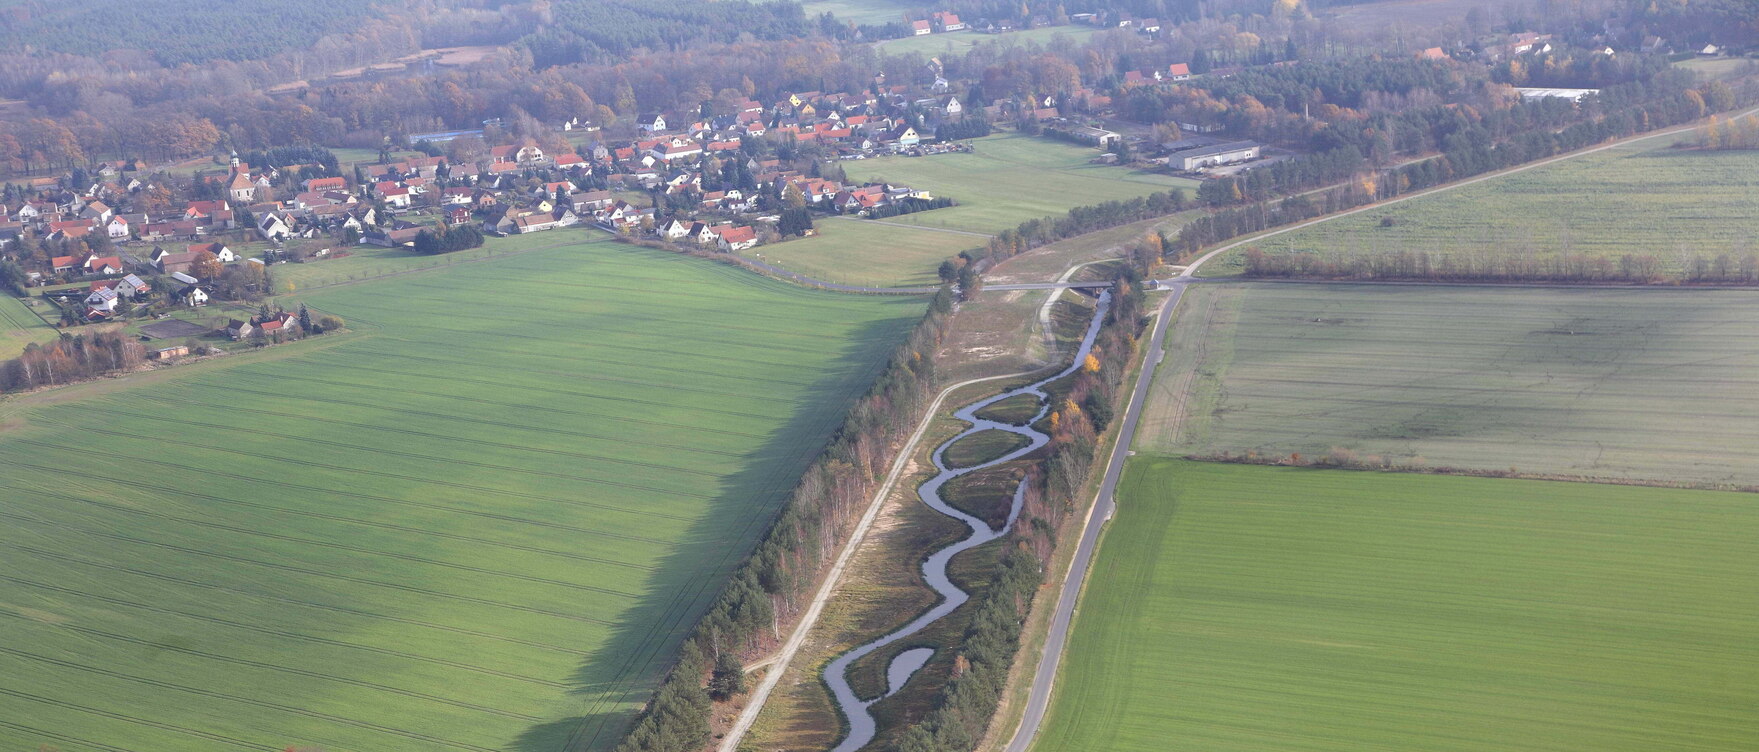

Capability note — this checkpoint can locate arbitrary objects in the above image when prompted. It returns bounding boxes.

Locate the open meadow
[270,231,574,293]
[1034,458,1759,752]
[874,25,1104,56]
[0,292,56,357]
[751,216,975,287]
[1217,139,1759,278]
[0,238,923,752]
[1138,282,1759,487]
[842,133,1196,235]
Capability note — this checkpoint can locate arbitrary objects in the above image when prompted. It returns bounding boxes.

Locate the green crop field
[271,232,571,293]
[0,293,56,358]
[0,239,922,752]
[1219,139,1759,278]
[842,133,1196,235]
[1139,282,1759,487]
[1035,458,1759,752]
[874,25,1103,56]
[752,216,976,287]
[798,0,922,26]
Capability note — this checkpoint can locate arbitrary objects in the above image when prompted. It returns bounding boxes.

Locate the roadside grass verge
[1035,458,1759,752]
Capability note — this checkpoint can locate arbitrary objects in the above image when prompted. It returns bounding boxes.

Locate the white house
[84,286,120,312]
[176,284,209,307]
[106,215,131,239]
[258,213,293,241]
[658,218,691,240]
[638,113,668,132]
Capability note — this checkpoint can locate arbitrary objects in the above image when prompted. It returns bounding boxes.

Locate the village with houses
[0,7,1728,355]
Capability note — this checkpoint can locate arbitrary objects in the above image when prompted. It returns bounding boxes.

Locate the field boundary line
[715,367,1049,752]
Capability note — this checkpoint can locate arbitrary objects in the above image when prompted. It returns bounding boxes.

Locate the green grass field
[0,293,57,357]
[941,427,1031,468]
[271,232,573,293]
[1035,458,1759,752]
[751,217,976,287]
[1139,282,1759,487]
[874,25,1103,56]
[799,0,921,26]
[842,133,1196,235]
[0,239,922,752]
[1226,139,1759,278]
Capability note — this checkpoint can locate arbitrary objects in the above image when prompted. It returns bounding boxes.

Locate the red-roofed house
[714,225,759,252]
[910,19,931,35]
[931,11,965,31]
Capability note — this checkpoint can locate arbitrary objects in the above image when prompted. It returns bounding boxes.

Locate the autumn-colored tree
[1082,354,1100,373]
[189,251,223,280]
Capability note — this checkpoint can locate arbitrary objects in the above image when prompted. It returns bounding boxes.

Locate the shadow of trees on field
[511,304,924,752]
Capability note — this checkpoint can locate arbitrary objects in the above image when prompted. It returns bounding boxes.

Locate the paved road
[1000,273,1189,752]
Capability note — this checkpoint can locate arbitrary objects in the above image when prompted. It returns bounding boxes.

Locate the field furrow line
[34,464,654,570]
[294,356,803,410]
[384,279,890,336]
[0,649,504,752]
[187,379,770,441]
[5,453,670,555]
[0,516,616,629]
[0,610,545,722]
[243,360,791,421]
[49,403,727,482]
[354,346,822,390]
[6,543,593,655]
[128,392,739,461]
[0,718,144,752]
[0,569,582,687]
[11,482,643,600]
[10,437,699,534]
[0,686,264,751]
[364,320,868,379]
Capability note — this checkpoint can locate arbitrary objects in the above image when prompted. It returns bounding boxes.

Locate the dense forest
[0,0,395,66]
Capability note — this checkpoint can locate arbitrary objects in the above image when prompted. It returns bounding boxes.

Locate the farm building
[1515,87,1598,103]
[152,345,190,360]
[1177,141,1262,171]
[1065,125,1122,148]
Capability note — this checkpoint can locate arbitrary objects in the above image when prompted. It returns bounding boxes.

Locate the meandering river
[823,291,1112,752]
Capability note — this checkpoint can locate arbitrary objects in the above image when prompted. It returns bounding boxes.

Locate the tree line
[1176,74,1759,260]
[615,287,957,752]
[0,331,145,393]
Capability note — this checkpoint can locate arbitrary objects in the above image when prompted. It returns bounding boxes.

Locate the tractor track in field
[6,543,595,655]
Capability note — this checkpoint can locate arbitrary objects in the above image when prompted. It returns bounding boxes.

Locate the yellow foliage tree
[1082,354,1100,373]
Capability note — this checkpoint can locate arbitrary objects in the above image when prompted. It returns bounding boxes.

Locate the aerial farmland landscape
[0,2,1755,752]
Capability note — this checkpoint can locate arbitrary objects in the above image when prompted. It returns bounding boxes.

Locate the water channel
[823,290,1112,752]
